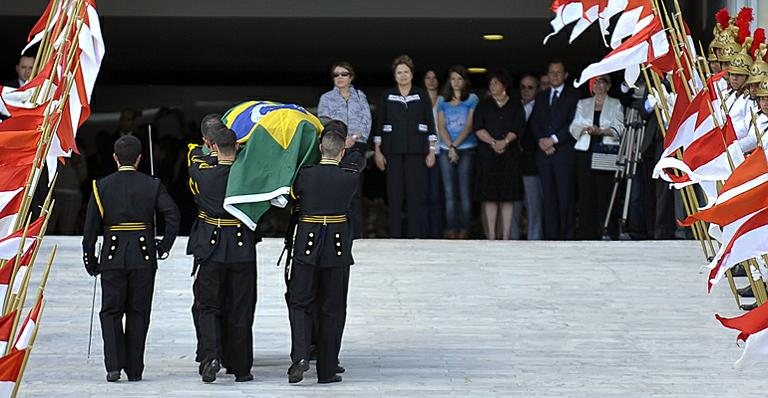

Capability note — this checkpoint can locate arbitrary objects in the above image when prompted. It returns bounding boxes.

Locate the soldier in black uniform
[286,124,359,384]
[82,135,180,382]
[187,125,260,383]
[187,113,223,365]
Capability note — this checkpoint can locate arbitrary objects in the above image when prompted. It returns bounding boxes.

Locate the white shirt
[549,85,565,143]
[549,84,564,106]
[522,99,535,122]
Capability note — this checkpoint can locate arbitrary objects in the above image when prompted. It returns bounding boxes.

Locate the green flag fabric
[222,101,322,230]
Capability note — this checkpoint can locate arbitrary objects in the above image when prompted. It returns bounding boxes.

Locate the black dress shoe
[288,359,309,383]
[235,373,254,382]
[335,365,345,374]
[738,285,755,298]
[106,371,121,382]
[732,265,747,277]
[225,368,235,375]
[127,375,142,382]
[741,302,758,311]
[201,359,221,383]
[318,375,342,384]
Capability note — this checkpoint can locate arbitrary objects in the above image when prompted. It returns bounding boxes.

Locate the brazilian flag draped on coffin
[222,101,322,230]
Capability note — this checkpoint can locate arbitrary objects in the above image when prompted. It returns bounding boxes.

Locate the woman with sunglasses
[317,61,372,238]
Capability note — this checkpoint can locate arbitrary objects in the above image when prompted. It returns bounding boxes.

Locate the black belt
[107,222,151,231]
[299,215,347,224]
[198,211,241,227]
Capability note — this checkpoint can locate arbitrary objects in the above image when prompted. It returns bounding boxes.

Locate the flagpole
[31,0,77,104]
[646,68,717,258]
[703,93,768,306]
[9,194,55,332]
[11,297,47,398]
[1,215,32,316]
[697,40,714,80]
[29,0,61,78]
[642,66,745,305]
[12,195,56,320]
[15,43,82,233]
[641,67,716,259]
[7,245,55,361]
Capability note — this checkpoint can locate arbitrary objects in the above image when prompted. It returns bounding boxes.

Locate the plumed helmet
[747,44,768,84]
[729,37,754,75]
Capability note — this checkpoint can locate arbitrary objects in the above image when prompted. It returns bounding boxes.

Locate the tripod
[602,107,645,240]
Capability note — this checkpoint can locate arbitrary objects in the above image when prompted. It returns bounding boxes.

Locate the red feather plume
[715,8,730,29]
[736,7,753,44]
[752,28,766,57]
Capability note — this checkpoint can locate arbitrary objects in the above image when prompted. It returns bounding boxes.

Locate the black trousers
[288,262,350,380]
[195,260,256,376]
[641,146,675,239]
[99,267,156,377]
[341,143,367,239]
[536,149,576,240]
[191,259,202,362]
[386,154,426,238]
[576,152,616,239]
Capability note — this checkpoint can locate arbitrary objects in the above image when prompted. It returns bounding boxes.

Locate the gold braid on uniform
[92,180,104,217]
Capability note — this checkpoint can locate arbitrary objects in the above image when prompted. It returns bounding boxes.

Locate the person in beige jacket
[569,75,625,239]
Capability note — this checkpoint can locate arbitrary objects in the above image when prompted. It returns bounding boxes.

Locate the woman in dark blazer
[373,55,437,238]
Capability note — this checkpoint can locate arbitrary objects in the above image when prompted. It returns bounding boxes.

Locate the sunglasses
[333,72,351,78]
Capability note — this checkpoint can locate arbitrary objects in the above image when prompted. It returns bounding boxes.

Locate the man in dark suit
[529,61,580,240]
[3,55,34,88]
[82,135,180,382]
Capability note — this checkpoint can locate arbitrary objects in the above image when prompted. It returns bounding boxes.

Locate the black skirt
[475,145,523,202]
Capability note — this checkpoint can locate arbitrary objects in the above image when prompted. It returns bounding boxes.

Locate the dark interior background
[0,0,724,235]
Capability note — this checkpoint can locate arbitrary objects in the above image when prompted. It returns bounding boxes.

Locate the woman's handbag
[590,140,620,171]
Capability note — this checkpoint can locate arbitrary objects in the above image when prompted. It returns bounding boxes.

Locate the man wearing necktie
[529,61,579,240]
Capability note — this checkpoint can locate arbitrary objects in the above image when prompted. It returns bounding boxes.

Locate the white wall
[728,0,761,31]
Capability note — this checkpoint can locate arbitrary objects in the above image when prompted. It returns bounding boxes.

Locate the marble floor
[15,237,764,397]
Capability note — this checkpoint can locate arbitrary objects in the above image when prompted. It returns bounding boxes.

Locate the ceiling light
[482,34,504,41]
[468,67,487,74]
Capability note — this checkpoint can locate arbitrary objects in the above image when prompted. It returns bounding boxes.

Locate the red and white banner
[609,0,653,48]
[717,303,768,369]
[0,349,26,397]
[0,311,17,357]
[679,150,768,227]
[14,295,43,352]
[0,217,43,261]
[656,116,744,187]
[574,17,668,88]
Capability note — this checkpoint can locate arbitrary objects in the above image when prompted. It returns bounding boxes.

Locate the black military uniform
[287,157,359,382]
[82,165,180,381]
[186,143,216,364]
[187,155,260,380]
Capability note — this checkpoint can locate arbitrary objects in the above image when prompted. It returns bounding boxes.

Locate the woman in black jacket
[373,54,437,238]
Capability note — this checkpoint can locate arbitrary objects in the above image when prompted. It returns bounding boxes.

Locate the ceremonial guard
[186,114,223,365]
[286,123,359,384]
[187,126,259,383]
[82,135,180,382]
